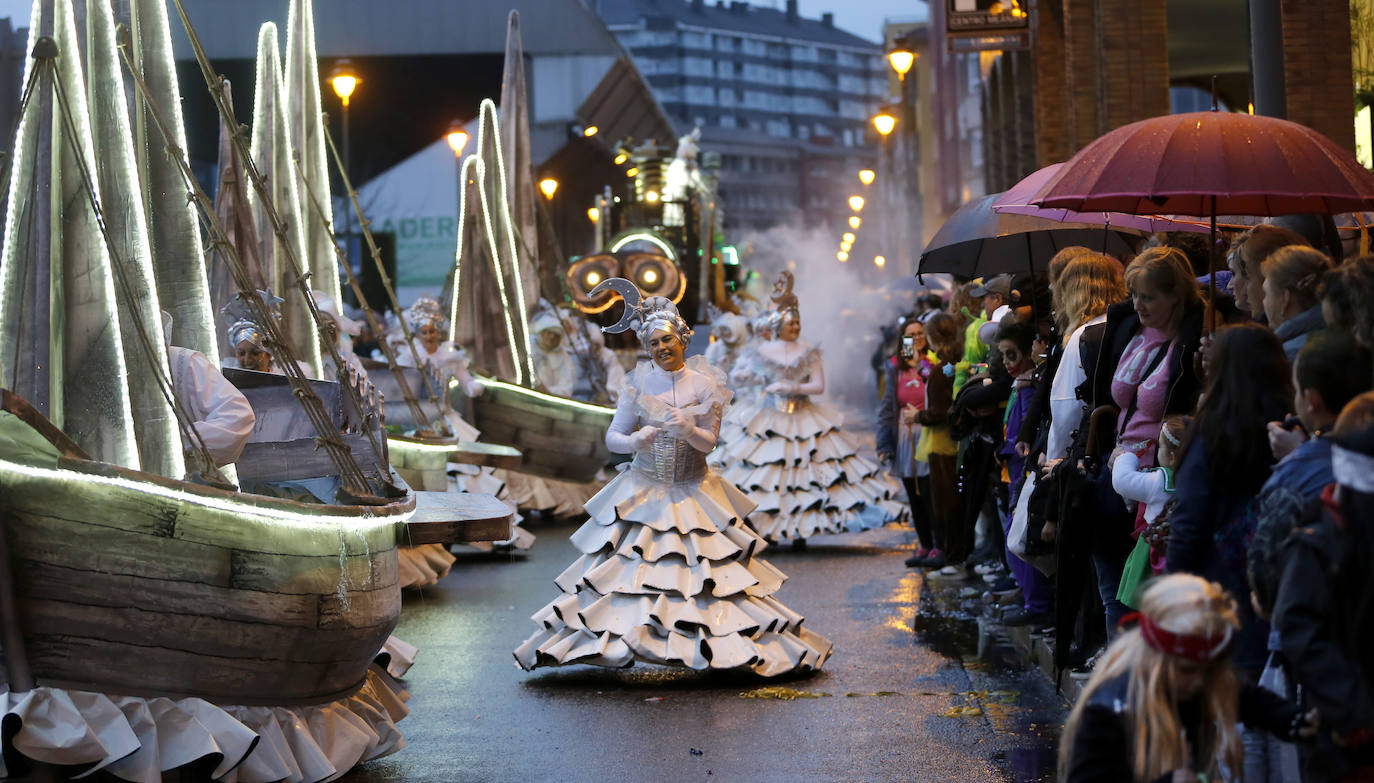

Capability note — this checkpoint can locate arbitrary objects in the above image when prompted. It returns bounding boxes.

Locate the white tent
[347,128,472,296]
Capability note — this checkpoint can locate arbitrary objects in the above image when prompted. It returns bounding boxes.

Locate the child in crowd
[995,321,1050,625]
[1060,574,1314,783]
[1112,415,1190,608]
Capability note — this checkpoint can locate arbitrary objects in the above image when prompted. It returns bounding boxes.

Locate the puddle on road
[738,686,833,700]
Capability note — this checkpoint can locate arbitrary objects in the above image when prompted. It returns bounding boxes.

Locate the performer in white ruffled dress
[515,279,832,676]
[390,298,533,571]
[709,309,778,471]
[715,272,906,545]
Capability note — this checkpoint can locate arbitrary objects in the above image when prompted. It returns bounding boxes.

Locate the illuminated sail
[0,0,136,468]
[248,22,322,378]
[86,0,183,478]
[284,0,343,310]
[128,0,218,363]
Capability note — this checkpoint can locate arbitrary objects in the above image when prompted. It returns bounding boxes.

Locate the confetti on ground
[738,686,833,700]
[941,705,984,719]
[644,696,664,702]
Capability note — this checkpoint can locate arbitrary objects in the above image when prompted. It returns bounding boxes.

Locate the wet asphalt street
[344,522,1066,783]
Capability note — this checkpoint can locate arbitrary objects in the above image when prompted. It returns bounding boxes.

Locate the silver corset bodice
[632,430,708,484]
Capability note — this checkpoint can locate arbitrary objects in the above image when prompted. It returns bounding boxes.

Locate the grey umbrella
[917,193,1141,279]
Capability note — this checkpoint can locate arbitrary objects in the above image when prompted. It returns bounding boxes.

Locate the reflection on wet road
[345,522,1064,782]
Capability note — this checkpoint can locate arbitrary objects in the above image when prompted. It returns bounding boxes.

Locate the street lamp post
[446,122,469,246]
[872,110,896,274]
[330,59,359,242]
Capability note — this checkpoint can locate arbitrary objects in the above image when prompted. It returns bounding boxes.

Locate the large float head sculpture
[591,277,693,371]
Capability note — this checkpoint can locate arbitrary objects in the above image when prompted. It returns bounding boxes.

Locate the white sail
[86,0,183,478]
[0,0,137,468]
[248,22,322,379]
[128,0,219,363]
[284,0,342,311]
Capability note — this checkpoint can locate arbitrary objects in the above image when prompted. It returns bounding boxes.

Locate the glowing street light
[625,167,640,178]
[587,207,600,223]
[837,251,849,262]
[446,125,469,157]
[849,215,862,230]
[874,255,887,268]
[583,125,599,137]
[645,190,660,203]
[329,59,359,107]
[331,59,360,237]
[873,111,897,137]
[842,232,855,243]
[840,239,852,251]
[888,49,915,81]
[539,177,559,200]
[859,169,876,186]
[585,270,602,286]
[848,195,865,212]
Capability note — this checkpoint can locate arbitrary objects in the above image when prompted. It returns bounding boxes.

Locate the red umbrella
[995,163,1208,234]
[1033,112,1374,217]
[1033,111,1374,331]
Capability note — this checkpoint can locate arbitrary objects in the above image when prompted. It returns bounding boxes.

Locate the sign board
[946,0,1030,51]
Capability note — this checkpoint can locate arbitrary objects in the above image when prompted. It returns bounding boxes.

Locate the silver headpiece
[590,277,693,348]
[405,296,448,331]
[221,289,282,348]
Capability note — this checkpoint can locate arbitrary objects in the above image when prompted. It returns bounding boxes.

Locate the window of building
[682,31,708,48]
[793,44,816,62]
[767,42,789,58]
[818,47,836,63]
[720,114,737,128]
[686,85,714,104]
[684,57,714,77]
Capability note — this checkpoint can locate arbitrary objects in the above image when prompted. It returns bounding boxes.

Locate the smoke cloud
[729,221,931,427]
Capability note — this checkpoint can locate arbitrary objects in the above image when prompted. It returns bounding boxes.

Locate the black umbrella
[917,193,1141,279]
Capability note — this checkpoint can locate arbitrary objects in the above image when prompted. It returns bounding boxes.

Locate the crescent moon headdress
[591,277,693,348]
[771,270,800,321]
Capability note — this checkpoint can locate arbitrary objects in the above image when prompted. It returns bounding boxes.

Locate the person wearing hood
[530,307,578,398]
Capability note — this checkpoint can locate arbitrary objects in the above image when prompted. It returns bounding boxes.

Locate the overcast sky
[0,0,928,42]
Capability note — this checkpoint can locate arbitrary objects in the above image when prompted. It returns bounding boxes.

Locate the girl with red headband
[1060,574,1315,782]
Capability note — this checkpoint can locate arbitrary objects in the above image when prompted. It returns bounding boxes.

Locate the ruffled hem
[398,544,455,589]
[493,469,603,518]
[0,666,408,783]
[712,400,905,541]
[515,467,832,677]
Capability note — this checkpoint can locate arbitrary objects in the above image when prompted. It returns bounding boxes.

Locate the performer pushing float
[514,278,832,676]
[714,271,906,546]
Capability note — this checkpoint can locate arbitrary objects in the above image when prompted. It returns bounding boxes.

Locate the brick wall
[1282,0,1357,152]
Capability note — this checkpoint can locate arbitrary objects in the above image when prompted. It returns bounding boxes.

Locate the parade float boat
[0,0,509,777]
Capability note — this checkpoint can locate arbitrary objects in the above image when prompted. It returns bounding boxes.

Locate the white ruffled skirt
[714,397,906,541]
[513,466,832,677]
[0,663,408,782]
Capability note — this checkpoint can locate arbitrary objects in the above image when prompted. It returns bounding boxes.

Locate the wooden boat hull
[0,456,412,705]
[466,378,619,483]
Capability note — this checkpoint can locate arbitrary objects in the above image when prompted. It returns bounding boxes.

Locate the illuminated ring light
[566,253,623,314]
[609,230,677,263]
[622,252,684,304]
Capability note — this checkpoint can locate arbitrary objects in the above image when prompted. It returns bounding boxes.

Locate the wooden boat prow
[1,389,413,705]
[466,374,621,483]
